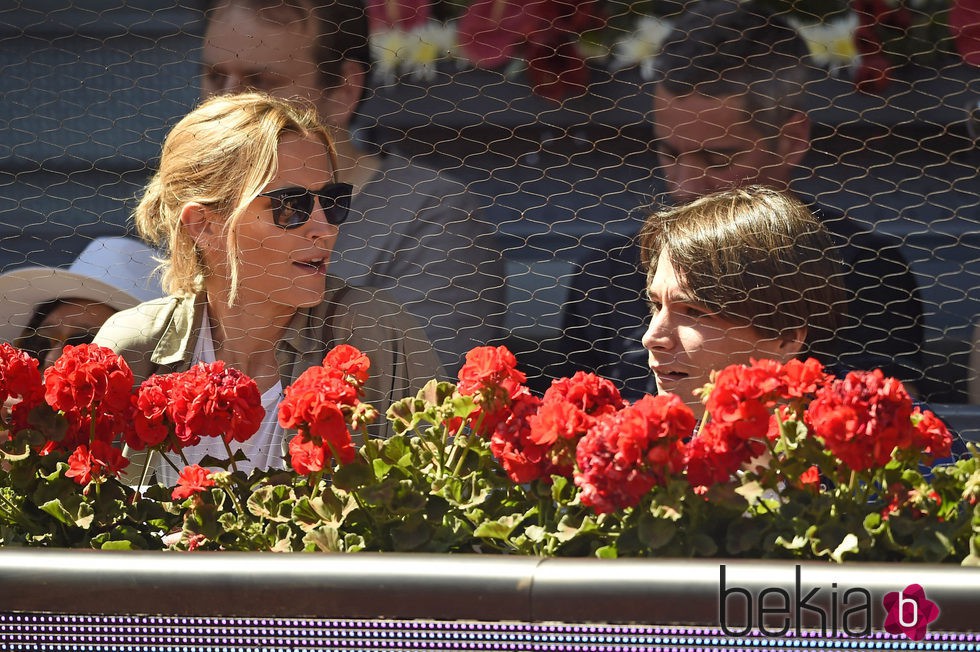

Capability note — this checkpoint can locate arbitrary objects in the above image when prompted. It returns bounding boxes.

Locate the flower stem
[160,451,185,476]
[694,408,711,438]
[451,437,470,477]
[131,453,154,504]
[221,438,240,474]
[446,411,483,475]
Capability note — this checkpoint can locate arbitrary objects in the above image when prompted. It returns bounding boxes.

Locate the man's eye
[681,305,709,319]
[648,301,662,315]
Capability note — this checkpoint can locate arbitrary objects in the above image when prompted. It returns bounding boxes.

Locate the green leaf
[390,515,433,551]
[726,518,764,555]
[637,513,676,551]
[332,461,376,490]
[247,484,294,522]
[303,525,342,552]
[40,494,94,529]
[689,533,719,557]
[594,545,618,559]
[100,540,134,550]
[473,510,535,541]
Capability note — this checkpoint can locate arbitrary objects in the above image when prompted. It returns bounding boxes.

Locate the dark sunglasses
[258,182,353,229]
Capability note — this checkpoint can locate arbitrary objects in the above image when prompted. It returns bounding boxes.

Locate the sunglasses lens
[318,186,351,226]
[263,183,352,229]
[270,191,314,229]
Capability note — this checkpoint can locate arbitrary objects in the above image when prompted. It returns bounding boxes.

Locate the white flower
[369,29,416,85]
[403,23,458,81]
[788,13,860,69]
[610,16,673,79]
[369,23,458,84]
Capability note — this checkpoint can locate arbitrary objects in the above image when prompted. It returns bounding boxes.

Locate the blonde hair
[639,186,846,354]
[134,91,338,304]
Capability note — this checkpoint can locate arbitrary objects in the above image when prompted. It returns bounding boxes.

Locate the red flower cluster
[279,345,372,474]
[488,391,544,483]
[457,345,527,437]
[456,0,605,100]
[172,464,216,500]
[128,361,265,454]
[65,440,128,486]
[687,358,829,488]
[0,342,45,433]
[806,368,951,473]
[43,344,134,452]
[575,394,694,514]
[526,371,626,477]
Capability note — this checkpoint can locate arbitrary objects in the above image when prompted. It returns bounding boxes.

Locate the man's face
[652,88,800,203]
[201,3,347,124]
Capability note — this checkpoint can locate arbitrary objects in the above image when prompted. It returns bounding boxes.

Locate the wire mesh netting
[0,0,978,414]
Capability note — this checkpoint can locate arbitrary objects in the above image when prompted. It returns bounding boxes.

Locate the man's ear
[778,326,808,359]
[317,60,366,128]
[180,202,220,249]
[777,110,811,169]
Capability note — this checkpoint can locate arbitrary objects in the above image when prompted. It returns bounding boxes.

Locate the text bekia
[719,565,872,637]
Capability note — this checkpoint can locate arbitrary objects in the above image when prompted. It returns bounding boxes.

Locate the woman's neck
[203,293,293,393]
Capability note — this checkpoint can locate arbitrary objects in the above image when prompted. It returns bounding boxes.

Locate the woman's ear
[180,202,218,248]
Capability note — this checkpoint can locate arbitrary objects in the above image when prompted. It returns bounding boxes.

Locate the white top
[153,307,286,486]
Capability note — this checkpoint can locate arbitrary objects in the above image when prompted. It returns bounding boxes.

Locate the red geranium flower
[684,420,756,489]
[64,440,129,486]
[457,345,527,436]
[575,393,694,514]
[525,371,627,474]
[324,344,371,388]
[806,369,915,472]
[0,342,45,432]
[279,366,356,444]
[43,344,135,449]
[128,362,264,457]
[287,431,356,476]
[488,390,547,483]
[910,408,953,463]
[127,373,177,451]
[177,362,265,445]
[172,464,216,500]
[279,347,371,474]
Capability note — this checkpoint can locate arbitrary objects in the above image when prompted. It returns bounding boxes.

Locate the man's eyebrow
[646,287,698,304]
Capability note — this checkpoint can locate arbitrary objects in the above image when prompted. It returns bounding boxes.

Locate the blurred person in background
[0,236,163,370]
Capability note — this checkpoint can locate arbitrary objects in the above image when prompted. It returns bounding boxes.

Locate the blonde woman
[94,92,442,484]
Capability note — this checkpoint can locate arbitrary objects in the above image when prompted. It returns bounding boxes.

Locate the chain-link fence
[1,1,978,408]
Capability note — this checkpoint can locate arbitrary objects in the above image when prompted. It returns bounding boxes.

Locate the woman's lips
[294,260,326,274]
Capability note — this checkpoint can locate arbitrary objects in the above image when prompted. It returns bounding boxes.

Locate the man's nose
[642,311,674,352]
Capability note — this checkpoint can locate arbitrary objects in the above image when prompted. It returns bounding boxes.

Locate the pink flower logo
[882,584,940,640]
